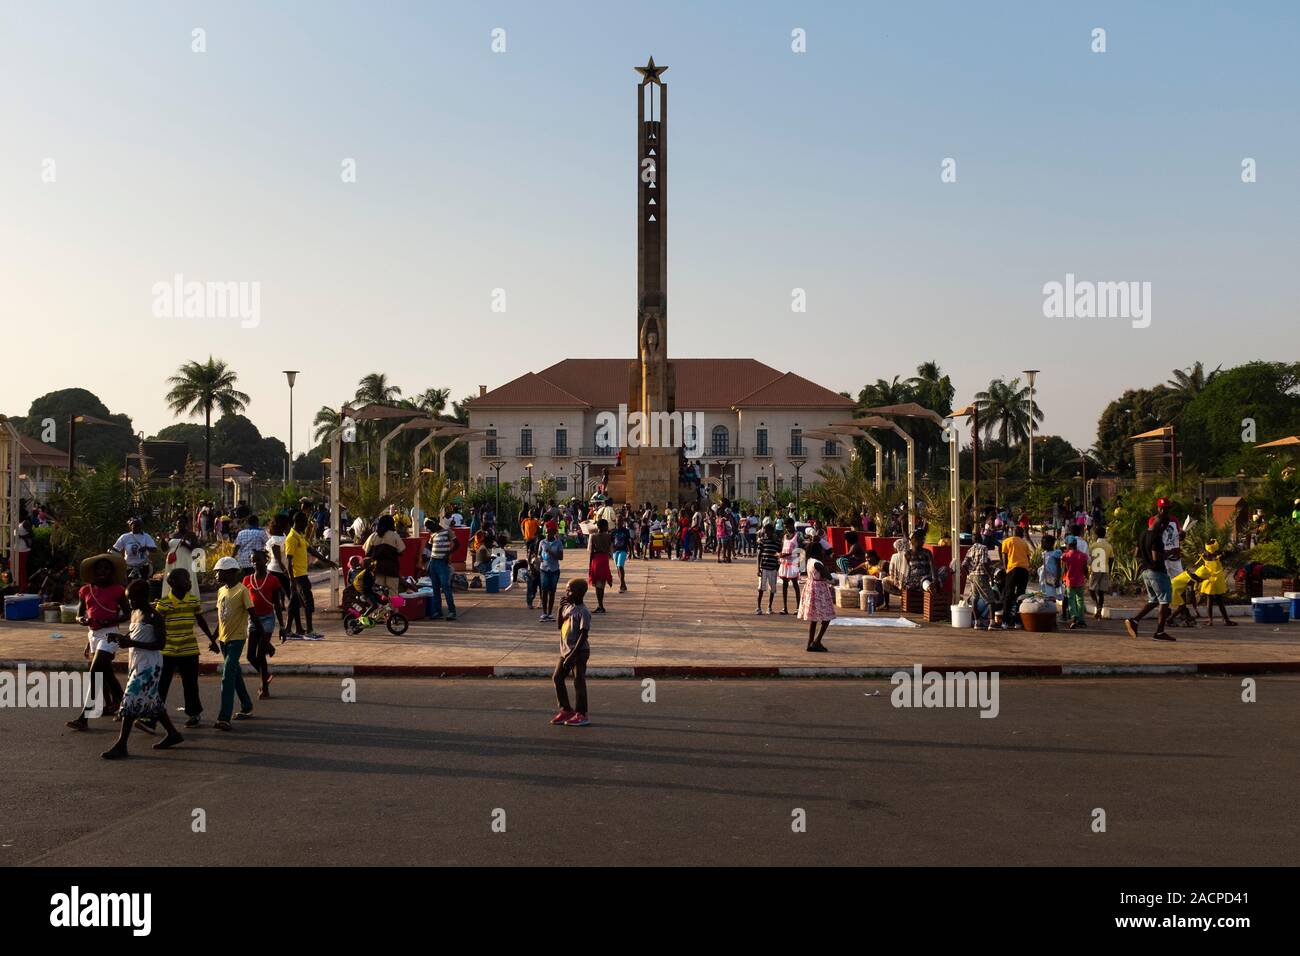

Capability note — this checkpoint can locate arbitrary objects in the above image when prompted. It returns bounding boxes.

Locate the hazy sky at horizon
[3,1,1297,453]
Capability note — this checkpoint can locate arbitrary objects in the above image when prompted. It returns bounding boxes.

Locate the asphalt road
[3,677,1297,866]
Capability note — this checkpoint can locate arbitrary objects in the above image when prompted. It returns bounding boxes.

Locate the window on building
[756,428,769,455]
[556,476,568,492]
[485,428,498,456]
[555,428,568,454]
[520,428,533,455]
[711,425,730,455]
[790,428,803,455]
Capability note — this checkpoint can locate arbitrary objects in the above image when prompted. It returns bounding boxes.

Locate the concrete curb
[4,659,1300,678]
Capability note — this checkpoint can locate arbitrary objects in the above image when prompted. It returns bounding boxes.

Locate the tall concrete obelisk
[625,55,678,507]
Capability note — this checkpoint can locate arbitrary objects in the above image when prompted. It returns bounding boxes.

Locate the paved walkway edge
[4,659,1300,678]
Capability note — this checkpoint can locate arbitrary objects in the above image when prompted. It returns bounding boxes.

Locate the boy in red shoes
[550,578,592,727]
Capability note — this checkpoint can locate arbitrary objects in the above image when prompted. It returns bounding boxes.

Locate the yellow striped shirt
[155,592,201,657]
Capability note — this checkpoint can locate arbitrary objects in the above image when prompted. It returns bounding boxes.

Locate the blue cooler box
[1286,592,1300,620]
[1251,597,1290,624]
[3,594,41,621]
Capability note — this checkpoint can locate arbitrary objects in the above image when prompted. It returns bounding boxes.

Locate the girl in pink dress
[797,540,835,651]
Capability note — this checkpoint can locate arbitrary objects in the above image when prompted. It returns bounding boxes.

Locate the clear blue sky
[3,1,1297,452]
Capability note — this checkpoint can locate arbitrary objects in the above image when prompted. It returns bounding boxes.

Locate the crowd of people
[36,478,1268,747]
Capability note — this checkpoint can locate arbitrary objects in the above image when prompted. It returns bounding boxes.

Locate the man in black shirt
[1125,513,1175,641]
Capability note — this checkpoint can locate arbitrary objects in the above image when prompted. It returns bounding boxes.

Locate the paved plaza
[3,558,1297,675]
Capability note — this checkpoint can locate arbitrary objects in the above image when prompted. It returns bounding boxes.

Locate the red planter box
[924,544,971,593]
[826,526,853,557]
[864,536,900,559]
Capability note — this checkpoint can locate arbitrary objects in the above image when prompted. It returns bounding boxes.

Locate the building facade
[467,358,854,502]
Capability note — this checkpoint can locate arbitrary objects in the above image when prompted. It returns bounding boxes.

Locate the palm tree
[907,361,954,415]
[973,377,1042,452]
[412,387,451,418]
[164,357,250,490]
[1158,361,1221,423]
[857,375,913,410]
[312,406,343,444]
[354,373,401,407]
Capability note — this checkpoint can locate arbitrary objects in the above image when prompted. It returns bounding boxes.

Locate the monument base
[624,446,678,508]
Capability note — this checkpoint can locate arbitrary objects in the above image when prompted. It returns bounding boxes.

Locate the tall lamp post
[789,455,807,516]
[574,459,591,500]
[525,462,534,504]
[488,459,507,520]
[1022,369,1040,479]
[283,370,299,484]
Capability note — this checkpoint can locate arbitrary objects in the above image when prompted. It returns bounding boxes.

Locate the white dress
[118,616,165,720]
[162,537,194,597]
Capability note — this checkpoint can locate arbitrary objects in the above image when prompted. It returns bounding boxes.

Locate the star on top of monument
[635,56,667,85]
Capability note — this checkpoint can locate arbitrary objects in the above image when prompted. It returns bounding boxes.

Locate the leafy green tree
[1181,362,1300,473]
[152,422,206,458]
[164,358,250,491]
[19,388,135,464]
[1093,387,1165,472]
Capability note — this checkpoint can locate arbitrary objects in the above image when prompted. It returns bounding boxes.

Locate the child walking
[550,578,592,727]
[152,568,212,728]
[777,524,802,614]
[101,580,185,758]
[244,548,284,699]
[213,556,264,730]
[1061,535,1089,628]
[538,526,565,621]
[66,553,130,730]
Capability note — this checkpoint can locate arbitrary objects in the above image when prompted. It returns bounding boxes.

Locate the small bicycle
[342,588,410,636]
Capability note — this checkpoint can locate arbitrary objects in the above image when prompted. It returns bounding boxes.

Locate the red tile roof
[17,434,66,467]
[468,371,593,408]
[733,371,855,409]
[472,358,850,411]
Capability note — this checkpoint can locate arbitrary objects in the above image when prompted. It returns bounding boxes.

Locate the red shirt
[242,572,282,616]
[1061,549,1089,588]
[79,583,126,629]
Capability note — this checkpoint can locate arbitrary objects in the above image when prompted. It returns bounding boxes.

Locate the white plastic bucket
[951,605,973,628]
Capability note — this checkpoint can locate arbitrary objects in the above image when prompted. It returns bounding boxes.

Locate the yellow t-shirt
[1001,535,1031,571]
[285,529,309,578]
[522,518,540,541]
[155,592,201,657]
[217,583,254,644]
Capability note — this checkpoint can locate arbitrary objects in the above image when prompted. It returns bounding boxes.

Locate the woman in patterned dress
[797,539,835,652]
[101,580,184,759]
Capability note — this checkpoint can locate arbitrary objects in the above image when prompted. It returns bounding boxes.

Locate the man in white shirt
[111,517,157,578]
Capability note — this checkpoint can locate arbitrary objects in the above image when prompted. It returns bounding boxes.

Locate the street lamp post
[283,371,299,484]
[488,459,507,521]
[1022,369,1040,479]
[789,456,807,517]
[525,462,534,504]
[574,459,591,500]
